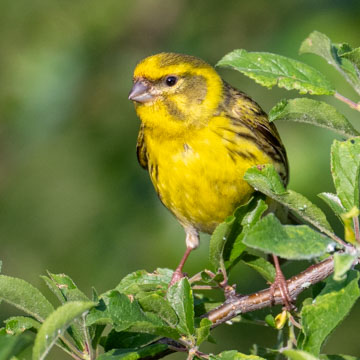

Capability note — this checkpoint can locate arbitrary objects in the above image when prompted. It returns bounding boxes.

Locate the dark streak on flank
[149,162,159,183]
[226,146,256,161]
[217,126,258,143]
[228,151,236,163]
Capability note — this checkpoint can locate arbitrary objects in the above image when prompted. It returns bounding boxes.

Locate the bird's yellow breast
[144,116,273,234]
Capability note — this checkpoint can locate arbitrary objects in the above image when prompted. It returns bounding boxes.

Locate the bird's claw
[269,272,295,311]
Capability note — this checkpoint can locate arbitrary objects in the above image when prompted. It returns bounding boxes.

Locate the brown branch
[141,256,336,360]
[207,256,334,325]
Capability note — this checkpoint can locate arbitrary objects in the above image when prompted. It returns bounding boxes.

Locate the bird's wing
[218,82,289,185]
[136,124,148,169]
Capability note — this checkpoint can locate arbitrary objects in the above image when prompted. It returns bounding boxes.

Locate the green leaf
[5,316,40,335]
[166,278,194,336]
[300,270,360,356]
[244,165,334,237]
[318,193,346,223]
[86,291,147,331]
[125,316,180,340]
[264,314,276,328]
[43,273,90,350]
[240,253,275,283]
[245,165,287,195]
[331,138,360,212]
[195,318,212,346]
[321,355,360,360]
[210,350,266,360]
[269,98,359,138]
[300,31,360,95]
[116,268,172,295]
[333,252,357,281]
[97,343,168,360]
[0,334,33,360]
[283,349,319,360]
[0,275,54,322]
[209,221,232,273]
[103,330,158,352]
[47,272,90,302]
[339,46,360,70]
[210,194,268,273]
[243,214,334,260]
[41,275,64,304]
[32,301,95,360]
[138,293,178,327]
[86,291,180,340]
[217,49,334,95]
[43,273,90,349]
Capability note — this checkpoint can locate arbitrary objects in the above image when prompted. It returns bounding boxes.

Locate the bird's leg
[169,247,193,286]
[270,254,294,311]
[169,227,199,287]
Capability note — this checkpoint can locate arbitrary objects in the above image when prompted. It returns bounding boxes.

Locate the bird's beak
[128,80,155,103]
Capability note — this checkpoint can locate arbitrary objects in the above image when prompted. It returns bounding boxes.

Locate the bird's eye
[165,76,178,86]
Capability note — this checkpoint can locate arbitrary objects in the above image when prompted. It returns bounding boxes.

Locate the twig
[334,92,360,111]
[189,270,216,284]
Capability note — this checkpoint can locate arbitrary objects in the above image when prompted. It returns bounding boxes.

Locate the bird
[128,53,290,304]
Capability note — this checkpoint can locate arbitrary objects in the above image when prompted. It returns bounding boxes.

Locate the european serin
[129,53,288,292]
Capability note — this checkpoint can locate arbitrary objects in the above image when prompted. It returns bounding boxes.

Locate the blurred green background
[1,0,360,358]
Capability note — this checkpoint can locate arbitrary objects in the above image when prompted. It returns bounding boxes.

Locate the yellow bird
[129,53,288,291]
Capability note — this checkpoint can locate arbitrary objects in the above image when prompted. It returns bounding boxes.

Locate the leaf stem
[353,216,360,244]
[188,270,216,284]
[192,285,217,290]
[82,313,93,360]
[324,230,348,248]
[287,321,297,348]
[334,92,360,112]
[59,335,86,360]
[55,342,83,360]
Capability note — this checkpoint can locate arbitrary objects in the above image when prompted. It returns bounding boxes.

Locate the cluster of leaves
[1,31,360,360]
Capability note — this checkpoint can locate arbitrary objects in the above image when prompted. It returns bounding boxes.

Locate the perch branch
[207,256,334,325]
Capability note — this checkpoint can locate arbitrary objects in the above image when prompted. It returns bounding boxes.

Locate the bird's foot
[269,267,295,311]
[218,270,237,300]
[169,269,186,287]
[168,246,194,287]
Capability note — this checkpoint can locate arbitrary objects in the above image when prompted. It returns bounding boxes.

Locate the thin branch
[334,92,360,111]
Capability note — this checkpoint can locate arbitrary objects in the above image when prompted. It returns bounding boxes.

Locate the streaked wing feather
[220,82,289,185]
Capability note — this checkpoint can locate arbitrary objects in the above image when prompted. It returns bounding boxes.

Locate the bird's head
[129,53,223,127]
